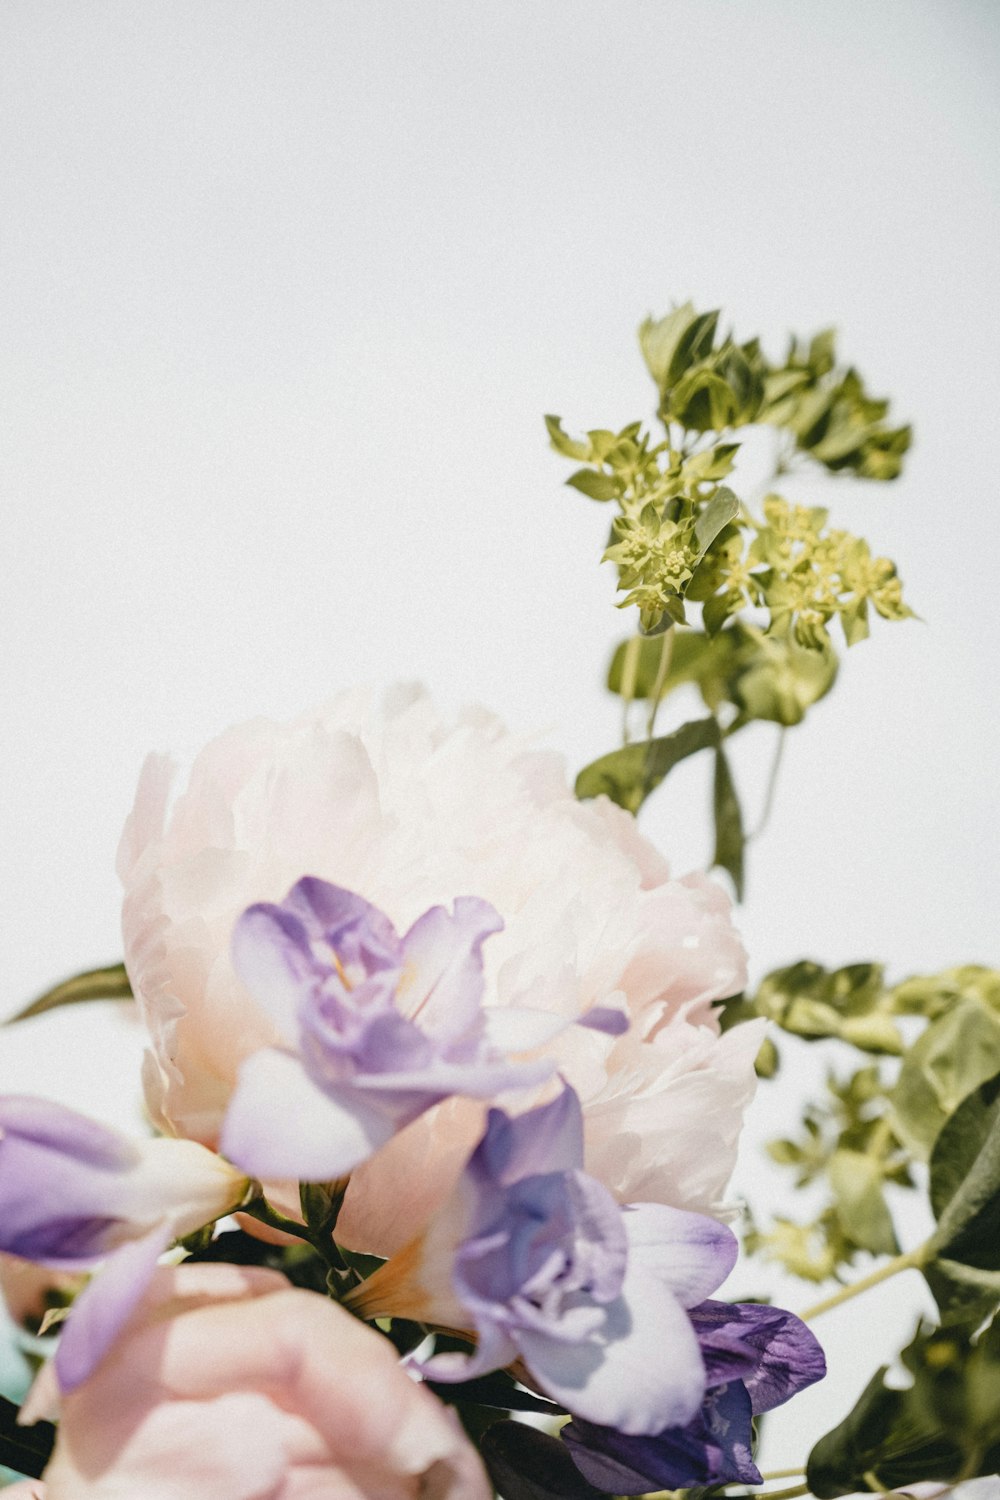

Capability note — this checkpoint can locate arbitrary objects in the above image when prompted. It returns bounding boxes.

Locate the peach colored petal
[30,1264,489,1500]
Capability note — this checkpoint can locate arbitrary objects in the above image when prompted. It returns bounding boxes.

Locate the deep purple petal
[691,1300,827,1413]
[563,1381,760,1495]
[54,1221,172,1391]
[473,1088,584,1187]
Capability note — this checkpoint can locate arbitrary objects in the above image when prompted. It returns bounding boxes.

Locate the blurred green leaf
[752,961,899,1050]
[543,413,591,461]
[565,468,619,501]
[606,629,731,700]
[639,304,720,397]
[575,717,720,814]
[828,1149,898,1256]
[891,998,1000,1159]
[730,630,839,726]
[893,966,1000,1021]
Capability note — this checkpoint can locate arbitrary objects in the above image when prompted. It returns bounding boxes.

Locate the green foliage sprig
[556,302,914,900]
[548,308,1000,1496]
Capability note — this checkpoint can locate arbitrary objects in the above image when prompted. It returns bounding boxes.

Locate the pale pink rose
[120,687,756,1254]
[20,1262,490,1500]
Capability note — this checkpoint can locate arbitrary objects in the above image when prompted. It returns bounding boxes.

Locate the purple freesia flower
[220,877,624,1182]
[0,1095,249,1392]
[351,1086,739,1437]
[562,1299,826,1493]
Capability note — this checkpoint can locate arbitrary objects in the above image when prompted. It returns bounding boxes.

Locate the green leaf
[703,587,736,637]
[638,304,720,396]
[891,998,1000,1159]
[0,1394,55,1480]
[893,966,1000,1021]
[669,367,739,432]
[683,441,740,484]
[751,961,901,1050]
[7,962,133,1024]
[693,486,740,554]
[827,1149,898,1255]
[543,413,590,461]
[575,717,720,814]
[730,630,839,727]
[925,1071,1000,1321]
[480,1421,609,1500]
[809,1316,1000,1495]
[427,1372,562,1415]
[806,1365,959,1497]
[711,743,744,898]
[606,629,725,700]
[565,468,619,502]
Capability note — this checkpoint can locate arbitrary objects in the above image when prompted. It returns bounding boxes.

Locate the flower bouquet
[2,305,997,1500]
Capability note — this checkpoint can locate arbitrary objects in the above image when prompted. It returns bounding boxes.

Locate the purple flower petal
[563,1380,760,1494]
[400,897,503,1039]
[416,1320,520,1386]
[622,1202,738,1307]
[220,1047,397,1180]
[517,1262,705,1435]
[284,877,402,975]
[54,1220,172,1392]
[226,878,546,1183]
[0,1099,141,1266]
[455,1169,627,1319]
[576,1006,629,1036]
[472,1088,584,1187]
[414,1091,742,1436]
[691,1300,826,1413]
[0,1097,137,1171]
[231,903,319,1041]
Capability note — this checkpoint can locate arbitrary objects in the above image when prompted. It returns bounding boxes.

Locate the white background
[2,0,998,1474]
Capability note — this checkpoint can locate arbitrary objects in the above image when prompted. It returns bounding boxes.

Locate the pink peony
[18,1262,490,1500]
[120,687,758,1254]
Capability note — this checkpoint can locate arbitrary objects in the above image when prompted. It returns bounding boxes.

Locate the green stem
[620,634,642,746]
[722,1485,810,1500]
[644,626,675,743]
[748,728,786,842]
[799,1245,926,1321]
[759,1471,806,1483]
[241,1195,312,1244]
[243,1193,357,1287]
